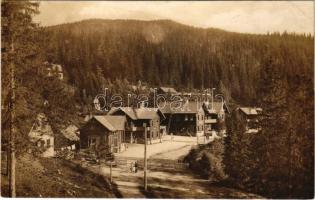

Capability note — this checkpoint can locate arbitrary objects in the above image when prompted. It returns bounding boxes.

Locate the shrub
[185,139,227,182]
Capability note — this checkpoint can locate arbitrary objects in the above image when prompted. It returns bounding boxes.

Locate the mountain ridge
[41,18,313,105]
[43,18,247,35]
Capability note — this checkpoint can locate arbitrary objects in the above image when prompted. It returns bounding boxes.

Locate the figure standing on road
[130,162,134,173]
[134,161,138,173]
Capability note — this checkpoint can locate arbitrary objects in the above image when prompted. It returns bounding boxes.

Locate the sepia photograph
[1,0,314,199]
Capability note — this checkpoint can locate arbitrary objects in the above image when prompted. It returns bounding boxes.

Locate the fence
[113,156,189,171]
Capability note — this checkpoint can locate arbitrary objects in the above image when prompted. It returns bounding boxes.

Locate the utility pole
[143,123,148,191]
[110,161,113,183]
[9,12,16,197]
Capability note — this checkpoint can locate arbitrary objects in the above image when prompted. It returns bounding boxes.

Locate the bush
[185,139,227,182]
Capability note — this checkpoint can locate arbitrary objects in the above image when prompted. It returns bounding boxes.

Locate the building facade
[160,100,205,136]
[203,101,230,137]
[107,107,164,144]
[79,116,126,155]
[235,107,262,133]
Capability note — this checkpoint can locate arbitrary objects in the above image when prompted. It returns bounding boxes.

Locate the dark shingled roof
[159,87,178,94]
[239,107,262,115]
[108,107,137,120]
[159,101,204,114]
[136,109,157,119]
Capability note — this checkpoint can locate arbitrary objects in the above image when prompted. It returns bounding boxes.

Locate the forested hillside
[40,19,314,198]
[2,9,313,198]
[41,19,313,105]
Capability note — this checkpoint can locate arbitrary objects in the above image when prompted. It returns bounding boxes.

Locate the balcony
[127,126,150,132]
[205,119,217,124]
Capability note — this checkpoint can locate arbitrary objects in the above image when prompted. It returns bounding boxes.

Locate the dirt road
[84,162,262,198]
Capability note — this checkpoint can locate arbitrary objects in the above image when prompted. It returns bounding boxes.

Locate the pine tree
[2,1,40,197]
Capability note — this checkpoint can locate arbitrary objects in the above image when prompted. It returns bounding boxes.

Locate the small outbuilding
[79,116,126,154]
[28,113,55,157]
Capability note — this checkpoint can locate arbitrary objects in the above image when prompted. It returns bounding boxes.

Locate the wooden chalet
[107,107,165,144]
[160,100,205,136]
[235,107,262,133]
[79,116,126,154]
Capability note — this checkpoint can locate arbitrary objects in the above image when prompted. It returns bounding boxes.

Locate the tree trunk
[9,16,16,197]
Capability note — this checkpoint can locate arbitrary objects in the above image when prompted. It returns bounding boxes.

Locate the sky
[35,1,314,34]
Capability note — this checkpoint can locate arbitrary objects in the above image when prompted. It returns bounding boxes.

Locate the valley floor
[76,139,263,199]
[83,162,263,198]
[1,138,262,198]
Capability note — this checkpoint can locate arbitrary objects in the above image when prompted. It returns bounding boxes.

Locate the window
[197,115,199,120]
[47,139,50,147]
[201,115,204,120]
[185,114,188,121]
[108,135,112,145]
[37,141,41,147]
[113,134,118,146]
[88,137,97,147]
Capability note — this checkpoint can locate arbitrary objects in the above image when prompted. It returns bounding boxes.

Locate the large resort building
[160,99,229,137]
[160,100,205,136]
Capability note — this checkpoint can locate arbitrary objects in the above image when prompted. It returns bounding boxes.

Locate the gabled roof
[61,125,79,141]
[108,107,164,120]
[105,116,126,130]
[239,107,262,115]
[108,107,137,120]
[136,108,165,119]
[159,87,178,94]
[93,116,126,131]
[29,113,54,140]
[159,101,204,114]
